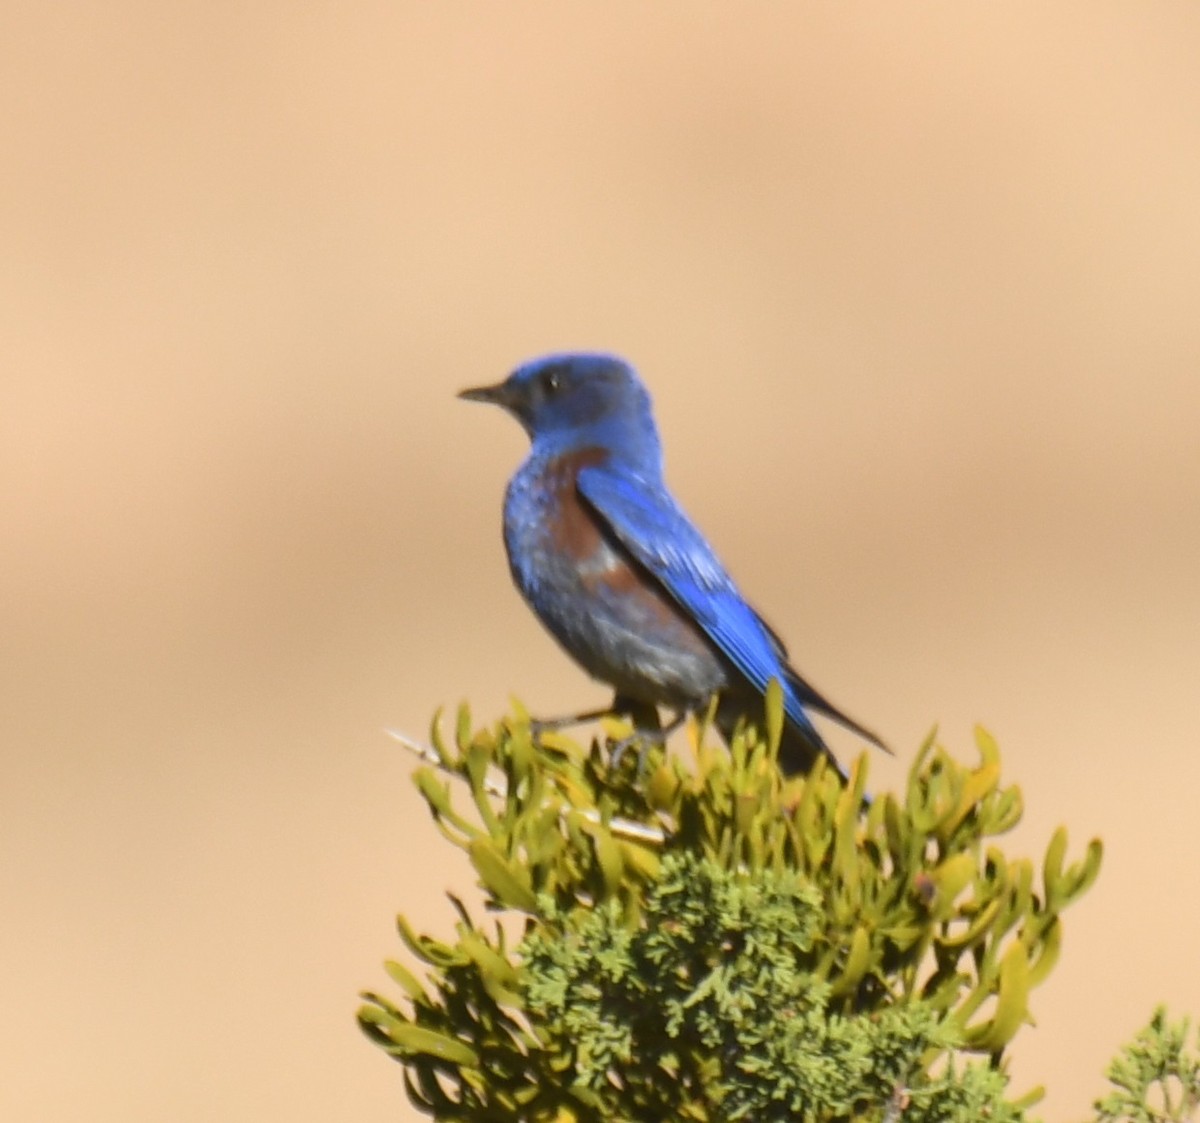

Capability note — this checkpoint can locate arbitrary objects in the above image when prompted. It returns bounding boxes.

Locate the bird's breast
[501,447,727,705]
[503,447,614,587]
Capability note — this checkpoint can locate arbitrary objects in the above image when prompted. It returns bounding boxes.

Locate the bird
[458,352,887,777]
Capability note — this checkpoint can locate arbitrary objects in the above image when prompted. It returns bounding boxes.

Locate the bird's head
[459,352,661,464]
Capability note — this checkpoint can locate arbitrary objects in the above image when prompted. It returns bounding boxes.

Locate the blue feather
[576,463,825,743]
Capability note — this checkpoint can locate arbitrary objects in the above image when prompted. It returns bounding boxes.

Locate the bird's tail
[713,692,847,779]
[782,667,891,757]
[714,671,889,779]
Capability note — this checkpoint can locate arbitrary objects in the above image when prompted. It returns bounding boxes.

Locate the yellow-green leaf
[965,942,1029,1050]
[468,838,538,912]
[381,1022,480,1066]
[1026,917,1062,987]
[928,852,977,917]
[384,959,427,1001]
[831,925,872,996]
[455,702,473,752]
[1042,825,1069,892]
[764,678,785,756]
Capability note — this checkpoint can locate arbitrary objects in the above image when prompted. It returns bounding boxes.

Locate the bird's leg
[611,693,662,732]
[609,699,694,774]
[531,696,680,775]
[529,705,617,737]
[531,694,659,736]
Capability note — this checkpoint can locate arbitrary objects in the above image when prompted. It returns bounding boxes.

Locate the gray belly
[508,531,728,707]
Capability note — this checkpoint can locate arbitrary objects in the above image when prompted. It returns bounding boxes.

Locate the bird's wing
[577,462,888,754]
[576,463,817,726]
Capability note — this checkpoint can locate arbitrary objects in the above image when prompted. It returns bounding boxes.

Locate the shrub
[360,691,1103,1122]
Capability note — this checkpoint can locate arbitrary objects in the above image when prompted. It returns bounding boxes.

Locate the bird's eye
[542,369,562,396]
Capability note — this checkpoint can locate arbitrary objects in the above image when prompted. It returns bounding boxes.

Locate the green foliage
[359,696,1102,1121]
[524,851,1022,1123]
[1090,1008,1200,1123]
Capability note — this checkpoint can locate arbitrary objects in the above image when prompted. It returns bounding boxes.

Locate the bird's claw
[608,728,666,776]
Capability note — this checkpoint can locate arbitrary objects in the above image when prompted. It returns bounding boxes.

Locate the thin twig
[882,1082,909,1122]
[383,728,666,844]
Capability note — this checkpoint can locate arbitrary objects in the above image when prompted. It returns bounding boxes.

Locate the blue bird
[458,352,887,776]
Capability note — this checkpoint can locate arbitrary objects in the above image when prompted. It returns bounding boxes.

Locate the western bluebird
[459,352,886,776]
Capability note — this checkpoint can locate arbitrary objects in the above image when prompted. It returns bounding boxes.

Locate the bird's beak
[457,381,511,408]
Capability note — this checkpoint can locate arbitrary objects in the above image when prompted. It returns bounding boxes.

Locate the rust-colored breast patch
[595,557,708,640]
[540,449,708,645]
[542,447,611,561]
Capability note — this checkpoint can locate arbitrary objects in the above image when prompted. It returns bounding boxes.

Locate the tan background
[3,4,1199,1120]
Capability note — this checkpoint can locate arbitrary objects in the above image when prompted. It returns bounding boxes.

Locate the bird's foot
[608,729,662,775]
[607,709,690,775]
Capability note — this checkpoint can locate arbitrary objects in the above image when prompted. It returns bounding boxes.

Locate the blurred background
[3,3,1199,1119]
